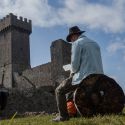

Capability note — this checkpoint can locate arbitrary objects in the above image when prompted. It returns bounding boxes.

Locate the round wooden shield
[74,74,125,116]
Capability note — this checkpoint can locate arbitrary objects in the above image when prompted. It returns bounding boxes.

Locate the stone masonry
[0,14,71,116]
[0,13,71,89]
[0,13,31,88]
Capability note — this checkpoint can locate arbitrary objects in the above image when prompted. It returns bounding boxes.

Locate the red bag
[67,100,77,117]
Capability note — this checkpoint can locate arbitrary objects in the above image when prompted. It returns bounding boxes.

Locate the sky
[0,0,125,92]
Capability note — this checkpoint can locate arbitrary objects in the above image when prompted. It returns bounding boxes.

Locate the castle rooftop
[0,13,32,33]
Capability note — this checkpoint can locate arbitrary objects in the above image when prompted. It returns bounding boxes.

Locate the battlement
[0,13,32,33]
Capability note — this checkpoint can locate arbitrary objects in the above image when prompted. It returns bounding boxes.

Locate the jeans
[55,76,78,117]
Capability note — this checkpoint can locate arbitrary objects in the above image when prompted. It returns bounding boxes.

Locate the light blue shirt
[71,34,104,85]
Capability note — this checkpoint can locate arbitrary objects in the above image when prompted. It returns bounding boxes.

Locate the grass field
[0,108,125,125]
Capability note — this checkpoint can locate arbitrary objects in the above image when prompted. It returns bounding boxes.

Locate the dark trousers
[55,76,78,117]
[55,74,101,117]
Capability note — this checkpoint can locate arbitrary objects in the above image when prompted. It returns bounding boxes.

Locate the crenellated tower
[0,13,32,88]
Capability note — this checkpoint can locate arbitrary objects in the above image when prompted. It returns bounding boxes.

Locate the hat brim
[66,31,85,42]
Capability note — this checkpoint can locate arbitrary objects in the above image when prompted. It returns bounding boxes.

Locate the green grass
[0,109,125,125]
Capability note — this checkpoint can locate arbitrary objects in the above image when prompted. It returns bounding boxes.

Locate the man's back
[71,35,104,85]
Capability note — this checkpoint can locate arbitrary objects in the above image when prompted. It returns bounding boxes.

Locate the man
[53,26,104,122]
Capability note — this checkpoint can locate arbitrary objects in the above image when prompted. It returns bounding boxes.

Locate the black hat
[66,26,85,42]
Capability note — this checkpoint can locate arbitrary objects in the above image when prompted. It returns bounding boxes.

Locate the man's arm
[71,42,82,74]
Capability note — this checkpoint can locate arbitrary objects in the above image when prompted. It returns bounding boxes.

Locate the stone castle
[0,13,72,116]
[0,13,71,90]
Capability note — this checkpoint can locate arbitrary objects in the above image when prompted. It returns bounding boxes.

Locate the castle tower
[50,39,71,86]
[0,13,32,88]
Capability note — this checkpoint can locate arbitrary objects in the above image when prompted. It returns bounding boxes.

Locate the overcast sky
[0,0,125,92]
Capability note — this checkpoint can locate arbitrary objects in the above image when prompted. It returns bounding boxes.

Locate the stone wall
[50,39,71,86]
[0,14,71,89]
[0,13,31,33]
[0,14,72,116]
[1,87,57,118]
[0,29,12,88]
[0,13,31,88]
[11,28,31,72]
[13,39,71,90]
[13,62,52,90]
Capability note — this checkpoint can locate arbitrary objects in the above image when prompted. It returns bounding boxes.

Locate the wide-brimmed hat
[66,26,85,42]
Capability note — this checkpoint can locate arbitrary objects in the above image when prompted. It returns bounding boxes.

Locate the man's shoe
[52,116,69,122]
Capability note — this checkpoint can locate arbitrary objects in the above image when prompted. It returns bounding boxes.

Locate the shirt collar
[70,34,86,44]
[78,34,86,39]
